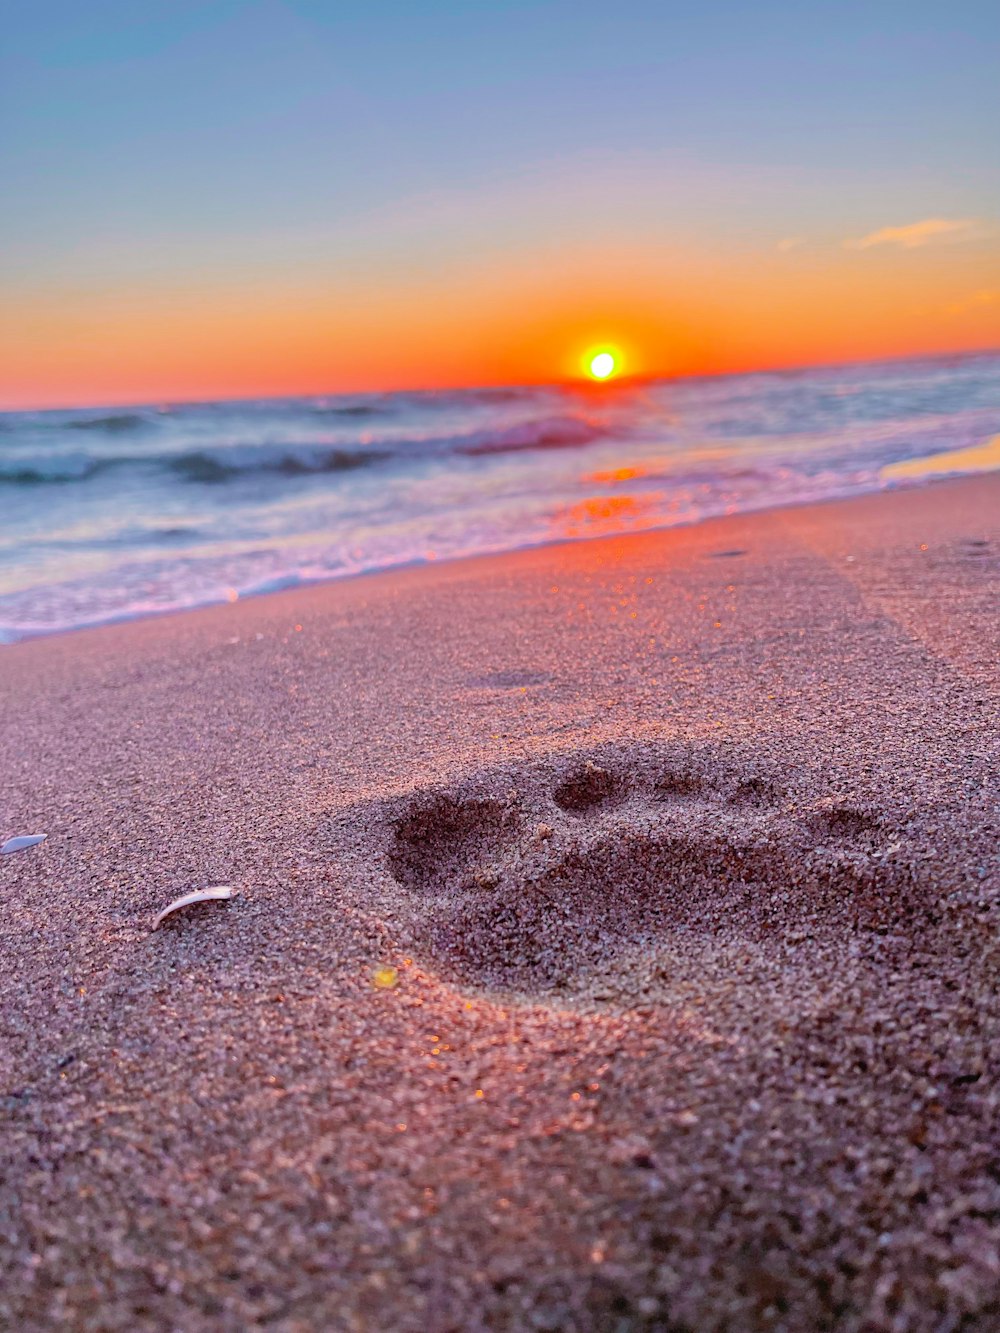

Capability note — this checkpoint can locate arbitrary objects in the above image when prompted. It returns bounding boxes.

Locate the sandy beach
[1,474,998,1331]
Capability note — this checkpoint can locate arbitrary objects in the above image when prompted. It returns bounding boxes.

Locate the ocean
[2,352,998,642]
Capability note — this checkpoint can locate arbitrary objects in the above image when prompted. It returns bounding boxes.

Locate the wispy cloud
[945,288,1000,316]
[775,236,806,253]
[845,217,989,250]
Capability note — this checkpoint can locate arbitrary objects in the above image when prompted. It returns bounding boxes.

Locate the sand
[0,475,998,1331]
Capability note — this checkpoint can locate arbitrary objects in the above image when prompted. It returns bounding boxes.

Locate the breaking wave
[0,413,609,486]
[167,444,391,481]
[454,415,604,455]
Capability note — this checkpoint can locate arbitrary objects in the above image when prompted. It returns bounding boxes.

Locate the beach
[1,473,998,1330]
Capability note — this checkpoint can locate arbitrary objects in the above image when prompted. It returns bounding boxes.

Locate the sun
[577,342,626,382]
[589,351,616,380]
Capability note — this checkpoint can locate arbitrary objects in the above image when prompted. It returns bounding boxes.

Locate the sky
[1,0,998,408]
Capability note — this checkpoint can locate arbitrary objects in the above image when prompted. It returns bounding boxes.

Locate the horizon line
[2,343,998,416]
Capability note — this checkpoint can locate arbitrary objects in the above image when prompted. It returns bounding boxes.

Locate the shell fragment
[153,885,233,930]
[1,833,48,855]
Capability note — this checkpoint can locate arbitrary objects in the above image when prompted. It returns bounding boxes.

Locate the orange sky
[3,233,997,409]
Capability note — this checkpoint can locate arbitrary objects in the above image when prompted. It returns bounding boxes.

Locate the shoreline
[4,468,997,649]
[1,474,998,1330]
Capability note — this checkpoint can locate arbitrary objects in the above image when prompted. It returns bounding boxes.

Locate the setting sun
[589,351,616,380]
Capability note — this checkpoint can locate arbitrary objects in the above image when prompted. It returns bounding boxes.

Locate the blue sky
[4,1,997,264]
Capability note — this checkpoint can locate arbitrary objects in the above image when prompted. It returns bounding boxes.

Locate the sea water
[2,352,998,641]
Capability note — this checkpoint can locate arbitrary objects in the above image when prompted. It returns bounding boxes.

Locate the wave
[168,444,391,481]
[0,442,394,486]
[455,386,536,406]
[0,463,71,485]
[0,412,609,486]
[453,415,605,455]
[0,453,115,484]
[67,412,152,432]
[170,417,605,475]
[309,403,387,419]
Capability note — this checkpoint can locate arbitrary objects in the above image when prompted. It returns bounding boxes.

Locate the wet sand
[1,475,998,1331]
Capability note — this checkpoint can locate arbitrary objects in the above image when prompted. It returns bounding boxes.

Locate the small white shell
[153,884,233,930]
[1,833,48,855]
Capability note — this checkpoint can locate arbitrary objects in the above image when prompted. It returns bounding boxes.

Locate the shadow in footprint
[731,776,784,809]
[429,830,791,988]
[553,761,622,816]
[806,801,883,847]
[387,793,520,896]
[653,768,706,801]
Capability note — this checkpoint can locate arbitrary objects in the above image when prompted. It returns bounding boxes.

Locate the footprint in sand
[378,744,912,995]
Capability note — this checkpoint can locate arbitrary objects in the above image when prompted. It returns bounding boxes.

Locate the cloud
[845,217,989,250]
[945,288,1000,316]
[775,236,805,252]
